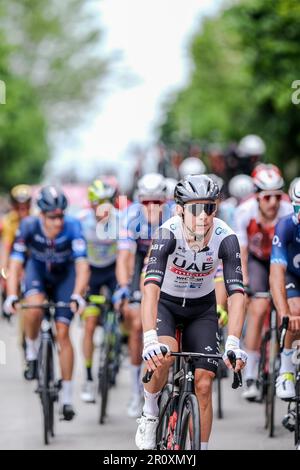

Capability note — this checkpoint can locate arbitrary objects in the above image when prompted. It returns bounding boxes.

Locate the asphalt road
[0,316,295,450]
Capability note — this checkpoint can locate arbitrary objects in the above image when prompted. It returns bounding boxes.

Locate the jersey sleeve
[218,234,244,296]
[71,219,88,261]
[270,218,289,267]
[144,228,176,288]
[117,209,139,253]
[9,218,30,263]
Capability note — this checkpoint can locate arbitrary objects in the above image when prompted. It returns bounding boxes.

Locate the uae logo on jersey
[173,257,213,273]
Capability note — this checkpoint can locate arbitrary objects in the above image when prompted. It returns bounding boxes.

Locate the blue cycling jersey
[270,214,300,277]
[10,215,87,270]
[118,201,175,255]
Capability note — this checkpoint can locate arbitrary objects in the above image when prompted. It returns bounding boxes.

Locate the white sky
[50,0,222,186]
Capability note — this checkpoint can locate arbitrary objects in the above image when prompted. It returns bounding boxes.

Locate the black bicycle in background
[21,301,69,445]
[87,294,123,425]
[280,317,300,450]
[143,327,242,450]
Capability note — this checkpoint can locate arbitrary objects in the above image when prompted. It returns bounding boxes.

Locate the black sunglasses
[185,203,216,217]
[45,213,64,220]
[260,194,282,202]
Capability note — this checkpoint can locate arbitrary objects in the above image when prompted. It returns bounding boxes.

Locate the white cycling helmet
[252,164,284,192]
[164,178,178,200]
[228,174,254,200]
[237,135,266,158]
[289,177,300,204]
[137,173,167,201]
[178,157,206,178]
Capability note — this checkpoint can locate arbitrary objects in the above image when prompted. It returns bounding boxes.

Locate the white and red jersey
[234,195,292,260]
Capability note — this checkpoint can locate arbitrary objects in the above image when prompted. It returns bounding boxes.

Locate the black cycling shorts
[248,254,270,295]
[156,291,219,374]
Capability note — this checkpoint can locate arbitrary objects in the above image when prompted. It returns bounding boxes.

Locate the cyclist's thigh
[53,263,75,326]
[157,298,178,340]
[182,304,218,375]
[248,255,270,294]
[24,258,46,299]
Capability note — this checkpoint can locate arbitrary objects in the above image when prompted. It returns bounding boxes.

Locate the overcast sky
[50,0,222,185]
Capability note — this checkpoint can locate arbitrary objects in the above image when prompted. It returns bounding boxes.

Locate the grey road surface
[0,317,294,450]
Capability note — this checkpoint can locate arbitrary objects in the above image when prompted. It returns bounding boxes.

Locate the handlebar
[19,302,71,309]
[142,347,243,389]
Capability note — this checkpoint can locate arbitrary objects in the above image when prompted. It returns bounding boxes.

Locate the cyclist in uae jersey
[4,186,89,421]
[78,179,120,403]
[270,177,300,399]
[135,175,247,450]
[234,164,292,400]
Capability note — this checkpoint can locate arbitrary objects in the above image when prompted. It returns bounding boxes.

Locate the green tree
[159,0,300,174]
[0,30,49,190]
[0,0,110,190]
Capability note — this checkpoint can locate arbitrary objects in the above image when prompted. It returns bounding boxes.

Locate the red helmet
[251,164,284,192]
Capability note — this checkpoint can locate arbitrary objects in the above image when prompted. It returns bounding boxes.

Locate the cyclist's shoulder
[63,215,82,231]
[275,213,296,235]
[234,196,257,221]
[213,217,234,237]
[160,215,181,234]
[19,215,39,230]
[278,197,293,216]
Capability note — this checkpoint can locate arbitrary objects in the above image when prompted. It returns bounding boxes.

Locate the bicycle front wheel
[265,325,279,437]
[38,340,54,445]
[179,394,201,450]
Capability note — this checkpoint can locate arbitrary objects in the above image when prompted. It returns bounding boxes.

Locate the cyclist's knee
[248,299,269,317]
[56,323,71,345]
[288,299,300,316]
[194,370,214,400]
[84,316,98,335]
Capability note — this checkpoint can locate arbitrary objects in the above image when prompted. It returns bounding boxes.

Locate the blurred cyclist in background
[234,164,292,399]
[113,173,169,418]
[4,186,89,421]
[178,156,206,180]
[0,185,32,281]
[218,174,255,229]
[79,179,120,403]
[270,177,300,399]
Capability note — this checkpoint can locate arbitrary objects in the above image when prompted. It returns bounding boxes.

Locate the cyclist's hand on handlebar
[70,293,86,315]
[3,294,19,315]
[142,329,170,372]
[287,316,300,334]
[223,335,247,372]
[112,285,130,309]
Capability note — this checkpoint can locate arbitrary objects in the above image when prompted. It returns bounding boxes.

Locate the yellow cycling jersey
[1,210,21,245]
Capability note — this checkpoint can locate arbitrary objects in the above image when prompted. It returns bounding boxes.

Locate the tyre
[99,344,110,424]
[179,394,201,450]
[156,384,173,449]
[265,328,279,437]
[38,340,53,445]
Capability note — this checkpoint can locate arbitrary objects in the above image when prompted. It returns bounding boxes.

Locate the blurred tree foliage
[159,0,300,173]
[0,0,109,190]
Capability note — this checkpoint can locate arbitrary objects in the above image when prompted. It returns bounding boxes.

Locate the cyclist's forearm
[0,242,12,273]
[6,259,23,296]
[270,264,290,317]
[227,292,245,338]
[73,260,90,295]
[116,250,132,287]
[240,246,249,284]
[141,284,160,332]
